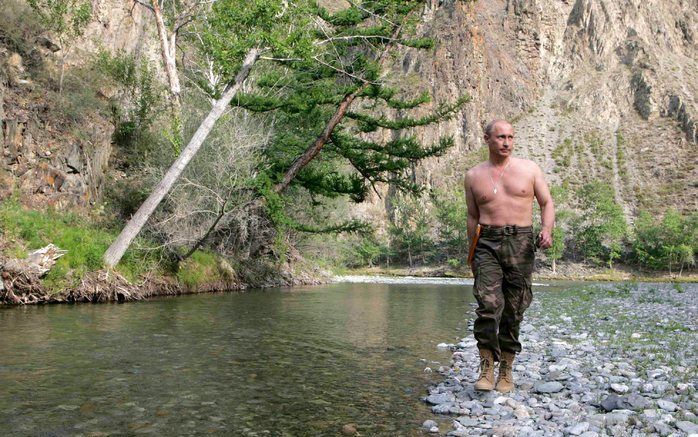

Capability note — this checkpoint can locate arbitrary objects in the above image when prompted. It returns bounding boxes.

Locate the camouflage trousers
[472,225,535,361]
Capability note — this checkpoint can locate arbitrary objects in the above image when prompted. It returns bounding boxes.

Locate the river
[0,279,573,435]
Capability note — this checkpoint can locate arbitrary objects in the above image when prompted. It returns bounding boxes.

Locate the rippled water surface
[0,282,486,436]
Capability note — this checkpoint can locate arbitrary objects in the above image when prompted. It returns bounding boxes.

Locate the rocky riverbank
[423,282,698,436]
[346,264,698,283]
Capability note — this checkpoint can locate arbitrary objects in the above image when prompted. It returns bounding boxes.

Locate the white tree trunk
[104,48,261,268]
[152,0,182,111]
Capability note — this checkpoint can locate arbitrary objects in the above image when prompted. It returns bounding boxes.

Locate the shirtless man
[464,119,555,392]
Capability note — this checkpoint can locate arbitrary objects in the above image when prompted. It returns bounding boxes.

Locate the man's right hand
[537,230,552,249]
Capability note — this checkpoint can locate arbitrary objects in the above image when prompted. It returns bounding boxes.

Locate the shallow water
[0,282,487,436]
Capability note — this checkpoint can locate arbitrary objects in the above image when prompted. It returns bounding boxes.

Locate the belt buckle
[503,225,517,236]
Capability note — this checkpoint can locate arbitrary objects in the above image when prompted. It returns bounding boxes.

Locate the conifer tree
[233,0,469,216]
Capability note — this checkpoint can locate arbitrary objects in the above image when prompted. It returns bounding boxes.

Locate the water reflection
[0,283,474,436]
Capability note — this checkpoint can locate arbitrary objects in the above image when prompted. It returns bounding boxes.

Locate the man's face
[485,122,514,159]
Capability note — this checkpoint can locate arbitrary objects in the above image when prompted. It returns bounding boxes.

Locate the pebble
[426,393,454,405]
[657,399,678,412]
[676,420,698,434]
[653,421,675,436]
[534,381,564,393]
[610,383,628,393]
[568,422,590,435]
[422,420,437,430]
[425,283,697,437]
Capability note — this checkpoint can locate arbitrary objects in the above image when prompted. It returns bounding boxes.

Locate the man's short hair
[484,119,510,137]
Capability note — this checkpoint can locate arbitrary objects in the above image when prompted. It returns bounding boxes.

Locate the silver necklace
[489,160,511,194]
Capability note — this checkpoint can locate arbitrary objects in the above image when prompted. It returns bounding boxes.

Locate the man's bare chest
[471,171,535,205]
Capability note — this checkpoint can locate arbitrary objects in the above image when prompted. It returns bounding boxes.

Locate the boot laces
[499,360,513,382]
[480,357,492,373]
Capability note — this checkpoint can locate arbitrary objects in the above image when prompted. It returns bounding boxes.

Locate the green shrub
[94,49,163,155]
[432,188,468,261]
[632,209,697,273]
[575,182,627,268]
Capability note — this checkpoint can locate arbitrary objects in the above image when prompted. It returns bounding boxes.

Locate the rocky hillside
[0,0,158,209]
[1,0,696,220]
[361,0,697,225]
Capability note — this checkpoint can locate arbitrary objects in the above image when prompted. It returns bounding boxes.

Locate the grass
[0,199,160,291]
[176,251,226,288]
[0,200,237,292]
[552,138,574,169]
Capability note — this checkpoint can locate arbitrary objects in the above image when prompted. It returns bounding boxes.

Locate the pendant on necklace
[493,188,498,194]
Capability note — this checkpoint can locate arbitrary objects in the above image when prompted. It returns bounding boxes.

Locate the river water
[0,279,533,436]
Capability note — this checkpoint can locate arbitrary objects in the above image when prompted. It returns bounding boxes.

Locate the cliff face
[0,0,158,209]
[1,0,695,217]
[372,0,697,222]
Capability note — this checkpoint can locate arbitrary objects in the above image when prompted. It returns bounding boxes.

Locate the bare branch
[133,0,154,13]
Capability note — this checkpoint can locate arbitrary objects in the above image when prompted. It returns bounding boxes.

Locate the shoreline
[340,263,698,283]
[0,260,331,306]
[422,282,698,436]
[3,260,695,306]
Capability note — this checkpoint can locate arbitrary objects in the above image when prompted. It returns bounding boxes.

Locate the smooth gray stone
[469,404,485,416]
[657,399,678,412]
[427,393,455,405]
[676,420,698,434]
[652,421,674,437]
[456,417,479,427]
[610,383,628,393]
[625,393,649,410]
[432,403,456,414]
[422,420,438,430]
[568,422,590,435]
[534,381,564,393]
[654,381,670,393]
[599,394,622,412]
[604,412,630,426]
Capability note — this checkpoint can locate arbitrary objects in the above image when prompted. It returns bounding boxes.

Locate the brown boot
[474,348,495,391]
[495,351,515,393]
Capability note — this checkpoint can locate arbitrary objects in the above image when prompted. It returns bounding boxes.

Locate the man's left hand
[538,230,552,249]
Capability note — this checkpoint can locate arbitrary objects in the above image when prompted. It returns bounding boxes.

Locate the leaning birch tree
[103,0,316,267]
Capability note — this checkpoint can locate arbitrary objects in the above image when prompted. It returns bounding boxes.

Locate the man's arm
[464,172,480,256]
[533,164,555,249]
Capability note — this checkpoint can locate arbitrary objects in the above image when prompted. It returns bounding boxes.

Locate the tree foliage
[575,182,627,268]
[227,0,468,212]
[632,209,697,274]
[27,0,91,41]
[431,188,468,261]
[389,194,433,267]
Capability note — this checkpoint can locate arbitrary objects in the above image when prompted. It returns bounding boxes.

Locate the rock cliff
[0,0,158,209]
[1,0,695,219]
[389,0,697,219]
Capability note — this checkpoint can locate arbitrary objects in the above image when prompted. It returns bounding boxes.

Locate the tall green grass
[0,200,160,291]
